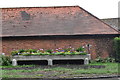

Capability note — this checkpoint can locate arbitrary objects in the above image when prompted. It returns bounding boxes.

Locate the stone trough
[11,54,91,66]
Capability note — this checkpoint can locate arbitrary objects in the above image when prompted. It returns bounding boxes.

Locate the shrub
[95,57,103,62]
[0,55,11,66]
[114,37,120,62]
[94,57,115,63]
[104,57,115,63]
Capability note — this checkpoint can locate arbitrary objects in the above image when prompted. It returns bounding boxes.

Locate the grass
[1,64,35,68]
[1,62,119,78]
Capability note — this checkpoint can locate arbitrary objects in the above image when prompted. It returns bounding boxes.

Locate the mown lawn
[0,62,119,78]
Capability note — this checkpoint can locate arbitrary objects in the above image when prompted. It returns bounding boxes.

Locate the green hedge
[0,55,11,66]
[114,37,120,62]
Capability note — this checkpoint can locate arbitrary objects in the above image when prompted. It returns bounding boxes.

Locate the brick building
[1,6,119,59]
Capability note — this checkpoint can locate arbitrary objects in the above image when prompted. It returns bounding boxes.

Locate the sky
[0,0,119,19]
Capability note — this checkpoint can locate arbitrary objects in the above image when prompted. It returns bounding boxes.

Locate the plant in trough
[11,46,88,56]
[26,49,37,53]
[76,47,85,52]
[79,52,87,55]
[18,49,26,53]
[11,51,19,56]
[46,49,52,53]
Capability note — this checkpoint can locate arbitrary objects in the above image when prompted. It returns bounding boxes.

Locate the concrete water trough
[11,54,91,66]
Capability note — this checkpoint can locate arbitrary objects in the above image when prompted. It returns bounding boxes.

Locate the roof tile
[1,6,118,37]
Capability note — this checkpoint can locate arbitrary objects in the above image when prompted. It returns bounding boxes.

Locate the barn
[1,6,119,59]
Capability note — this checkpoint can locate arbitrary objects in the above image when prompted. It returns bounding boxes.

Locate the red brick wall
[2,35,115,59]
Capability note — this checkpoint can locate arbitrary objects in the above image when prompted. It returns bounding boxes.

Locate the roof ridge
[101,18,118,20]
[1,5,79,9]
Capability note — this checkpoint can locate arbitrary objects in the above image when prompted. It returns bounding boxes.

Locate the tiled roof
[101,18,119,31]
[1,6,119,37]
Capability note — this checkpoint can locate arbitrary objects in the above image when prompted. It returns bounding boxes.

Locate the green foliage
[0,55,11,66]
[76,47,85,52]
[64,48,71,52]
[54,52,65,55]
[64,52,71,55]
[22,53,32,56]
[18,49,25,53]
[31,53,41,56]
[79,52,87,55]
[114,37,120,62]
[11,47,87,56]
[94,57,103,63]
[11,51,18,56]
[26,49,37,53]
[45,49,52,53]
[42,52,50,55]
[70,52,75,55]
[94,57,115,63]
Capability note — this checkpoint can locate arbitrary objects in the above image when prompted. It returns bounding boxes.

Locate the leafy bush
[94,57,115,63]
[114,37,120,62]
[104,57,115,62]
[76,47,85,52]
[0,55,11,66]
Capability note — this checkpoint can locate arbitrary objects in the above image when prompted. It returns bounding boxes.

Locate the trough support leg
[48,59,53,66]
[84,58,89,65]
[12,59,17,66]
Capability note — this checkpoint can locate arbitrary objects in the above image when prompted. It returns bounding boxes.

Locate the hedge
[114,37,120,62]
